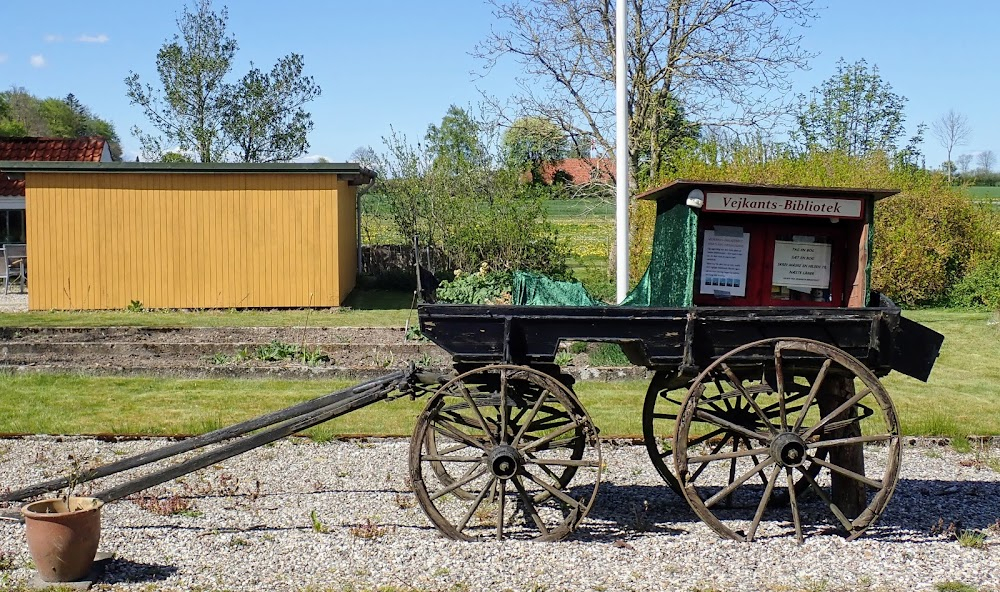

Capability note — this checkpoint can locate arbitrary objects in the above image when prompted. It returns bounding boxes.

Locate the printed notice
[771,241,832,289]
[699,229,750,297]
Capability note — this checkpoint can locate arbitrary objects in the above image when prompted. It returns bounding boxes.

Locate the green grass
[0,309,995,439]
[0,289,413,328]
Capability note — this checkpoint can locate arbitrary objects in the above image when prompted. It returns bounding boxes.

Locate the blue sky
[1,0,996,169]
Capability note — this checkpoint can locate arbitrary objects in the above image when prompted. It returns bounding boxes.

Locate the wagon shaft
[1,367,444,519]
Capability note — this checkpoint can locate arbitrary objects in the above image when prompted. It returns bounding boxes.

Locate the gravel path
[0,292,27,312]
[1,437,998,592]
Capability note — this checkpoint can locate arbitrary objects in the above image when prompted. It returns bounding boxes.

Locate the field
[0,309,996,441]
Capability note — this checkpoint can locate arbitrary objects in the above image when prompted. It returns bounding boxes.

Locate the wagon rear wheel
[410,364,602,541]
[674,338,901,542]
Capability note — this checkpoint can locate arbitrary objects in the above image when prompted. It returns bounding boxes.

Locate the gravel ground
[0,292,27,312]
[1,437,998,592]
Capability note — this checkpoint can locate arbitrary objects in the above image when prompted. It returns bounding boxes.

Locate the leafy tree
[503,116,569,177]
[957,153,974,176]
[223,54,321,162]
[424,105,486,174]
[475,0,818,185]
[931,109,971,183]
[0,88,122,158]
[125,0,320,162]
[793,59,924,165]
[160,151,195,163]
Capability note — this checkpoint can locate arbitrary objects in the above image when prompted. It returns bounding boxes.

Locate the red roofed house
[534,157,615,186]
[0,137,112,242]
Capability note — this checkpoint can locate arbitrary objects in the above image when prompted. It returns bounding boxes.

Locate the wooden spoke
[420,454,483,463]
[786,468,803,543]
[457,476,496,532]
[704,456,777,509]
[688,445,771,464]
[809,434,891,449]
[721,364,776,434]
[512,476,548,536]
[793,358,831,432]
[803,386,873,440]
[690,433,733,482]
[810,456,883,490]
[774,351,788,431]
[747,465,782,541]
[795,466,854,532]
[429,466,489,501]
[694,409,771,443]
[499,369,509,443]
[457,382,497,447]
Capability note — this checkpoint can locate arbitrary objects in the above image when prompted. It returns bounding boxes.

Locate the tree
[125,0,320,162]
[424,105,486,175]
[223,54,321,162]
[977,150,996,174]
[475,0,817,187]
[931,109,971,183]
[794,59,924,164]
[957,153,974,176]
[0,88,122,158]
[502,116,568,179]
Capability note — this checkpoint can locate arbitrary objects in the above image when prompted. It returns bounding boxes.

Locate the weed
[405,326,425,341]
[349,517,390,539]
[132,492,201,517]
[433,567,450,577]
[209,352,230,365]
[0,549,14,571]
[554,351,573,366]
[309,509,329,533]
[588,343,630,366]
[569,341,588,354]
[628,500,652,533]
[418,352,435,366]
[253,340,329,365]
[126,299,145,313]
[957,529,987,549]
[951,438,972,453]
[935,582,978,592]
[394,492,415,509]
[474,502,498,526]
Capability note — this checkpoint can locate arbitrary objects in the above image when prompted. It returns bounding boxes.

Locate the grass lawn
[0,309,996,440]
[0,289,414,328]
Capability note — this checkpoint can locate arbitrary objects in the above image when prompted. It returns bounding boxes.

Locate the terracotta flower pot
[22,497,104,582]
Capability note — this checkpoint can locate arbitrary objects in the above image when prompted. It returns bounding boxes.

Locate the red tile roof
[536,158,615,185]
[0,137,108,196]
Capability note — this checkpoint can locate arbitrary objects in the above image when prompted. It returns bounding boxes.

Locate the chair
[2,243,27,294]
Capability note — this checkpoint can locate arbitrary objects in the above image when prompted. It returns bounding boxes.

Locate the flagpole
[615,0,629,303]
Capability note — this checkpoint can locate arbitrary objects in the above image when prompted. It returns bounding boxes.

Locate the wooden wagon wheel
[424,373,587,501]
[673,338,901,542]
[410,364,602,541]
[643,371,824,497]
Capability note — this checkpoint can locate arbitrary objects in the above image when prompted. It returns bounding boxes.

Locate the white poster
[771,241,832,289]
[699,229,750,297]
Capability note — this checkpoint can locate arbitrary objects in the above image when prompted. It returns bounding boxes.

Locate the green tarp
[512,201,698,308]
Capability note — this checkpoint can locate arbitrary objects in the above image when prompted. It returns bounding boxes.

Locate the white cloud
[29,54,46,68]
[77,34,109,44]
[44,34,63,43]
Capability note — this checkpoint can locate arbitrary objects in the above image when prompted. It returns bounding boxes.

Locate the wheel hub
[488,444,523,479]
[771,432,807,467]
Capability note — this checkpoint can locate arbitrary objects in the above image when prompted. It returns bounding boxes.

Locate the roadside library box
[626,180,898,308]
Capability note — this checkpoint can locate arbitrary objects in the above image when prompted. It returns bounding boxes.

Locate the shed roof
[636,179,899,205]
[0,136,110,196]
[0,161,377,186]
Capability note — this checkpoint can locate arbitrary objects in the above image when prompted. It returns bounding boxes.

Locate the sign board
[771,240,832,289]
[704,192,863,219]
[699,229,750,297]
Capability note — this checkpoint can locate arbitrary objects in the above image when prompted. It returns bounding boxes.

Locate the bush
[435,264,512,305]
[634,143,999,306]
[948,254,1000,309]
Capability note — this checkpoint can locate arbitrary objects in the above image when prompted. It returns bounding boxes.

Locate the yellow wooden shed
[0,161,374,310]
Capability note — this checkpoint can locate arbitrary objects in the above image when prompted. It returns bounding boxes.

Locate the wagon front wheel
[410,364,602,541]
[673,338,901,542]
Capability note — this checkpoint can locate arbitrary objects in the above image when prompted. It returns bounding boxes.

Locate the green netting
[512,270,604,306]
[620,201,698,307]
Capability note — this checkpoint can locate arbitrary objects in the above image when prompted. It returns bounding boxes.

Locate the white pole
[615,0,629,303]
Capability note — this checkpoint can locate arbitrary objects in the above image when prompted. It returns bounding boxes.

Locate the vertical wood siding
[25,172,356,310]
